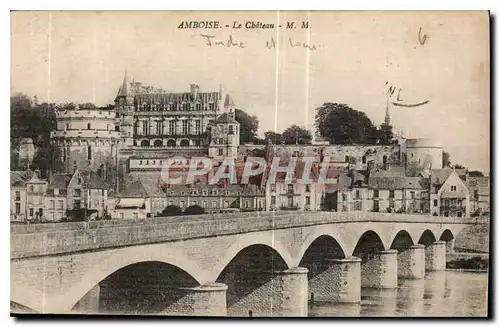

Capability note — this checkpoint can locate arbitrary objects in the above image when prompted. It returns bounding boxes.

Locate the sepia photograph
[9,10,490,318]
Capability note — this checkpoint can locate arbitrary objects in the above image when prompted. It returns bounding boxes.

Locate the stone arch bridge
[10,212,474,316]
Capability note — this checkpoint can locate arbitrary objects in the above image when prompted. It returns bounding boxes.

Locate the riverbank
[446,254,489,271]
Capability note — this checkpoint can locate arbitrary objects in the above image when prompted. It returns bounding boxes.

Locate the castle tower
[114,71,135,147]
[50,105,121,175]
[208,94,240,160]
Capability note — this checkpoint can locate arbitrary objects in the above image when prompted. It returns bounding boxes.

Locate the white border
[3,1,497,326]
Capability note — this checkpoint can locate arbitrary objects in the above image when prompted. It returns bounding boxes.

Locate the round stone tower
[50,105,121,174]
[405,138,443,171]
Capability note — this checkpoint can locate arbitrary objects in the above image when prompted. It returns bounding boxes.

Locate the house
[110,176,153,219]
[45,173,70,221]
[430,168,470,218]
[10,171,29,222]
[467,175,490,216]
[25,171,48,222]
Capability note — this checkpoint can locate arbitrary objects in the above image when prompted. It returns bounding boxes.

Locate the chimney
[219,84,226,112]
[190,84,199,99]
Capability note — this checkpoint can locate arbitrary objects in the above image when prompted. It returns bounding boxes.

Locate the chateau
[10,74,486,222]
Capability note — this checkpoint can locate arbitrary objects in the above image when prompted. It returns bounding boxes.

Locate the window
[362,156,366,164]
[224,201,229,208]
[29,185,34,192]
[229,125,234,134]
[444,212,449,217]
[271,184,276,192]
[218,149,224,156]
[29,208,33,216]
[87,123,91,130]
[180,201,185,208]
[39,208,43,217]
[202,201,207,208]
[88,146,92,160]
[168,120,175,135]
[63,148,66,162]
[287,196,294,207]
[74,189,81,197]
[133,212,138,219]
[342,193,347,202]
[15,203,20,214]
[15,191,20,201]
[74,200,81,210]
[451,185,457,191]
[373,189,379,198]
[182,120,189,135]
[288,184,294,193]
[345,155,349,163]
[50,200,55,209]
[444,199,450,207]
[180,191,185,196]
[120,213,124,219]
[434,199,438,207]
[203,190,208,196]
[211,200,217,208]
[58,200,64,209]
[389,190,395,198]
[458,200,463,208]
[305,196,310,205]
[354,201,362,211]
[195,120,201,134]
[66,123,70,130]
[245,201,249,208]
[474,190,479,200]
[271,196,276,205]
[410,191,415,199]
[383,155,387,164]
[212,189,218,195]
[305,185,310,192]
[355,190,360,199]
[192,201,197,206]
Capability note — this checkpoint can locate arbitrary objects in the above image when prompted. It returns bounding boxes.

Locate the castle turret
[114,71,135,147]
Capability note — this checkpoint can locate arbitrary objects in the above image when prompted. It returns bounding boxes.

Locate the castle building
[50,105,121,174]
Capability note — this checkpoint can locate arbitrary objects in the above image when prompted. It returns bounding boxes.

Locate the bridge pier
[425,241,446,271]
[72,284,100,314]
[445,239,455,253]
[163,283,228,316]
[309,257,361,303]
[227,267,308,317]
[397,245,425,279]
[361,250,398,288]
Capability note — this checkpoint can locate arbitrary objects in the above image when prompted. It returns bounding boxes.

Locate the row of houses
[10,164,489,223]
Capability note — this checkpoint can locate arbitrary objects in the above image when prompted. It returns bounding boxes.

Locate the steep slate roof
[368,175,405,190]
[214,112,237,124]
[80,170,110,190]
[117,176,150,198]
[405,177,429,190]
[430,168,453,186]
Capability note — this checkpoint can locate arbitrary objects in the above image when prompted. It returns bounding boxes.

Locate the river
[309,271,488,317]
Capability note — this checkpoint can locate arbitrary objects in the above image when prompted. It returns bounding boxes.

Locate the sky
[11,11,490,172]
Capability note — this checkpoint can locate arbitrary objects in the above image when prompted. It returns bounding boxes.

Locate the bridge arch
[390,230,414,252]
[418,229,437,246]
[440,229,454,242]
[62,244,205,312]
[210,233,293,283]
[11,301,38,313]
[352,230,386,259]
[10,285,42,313]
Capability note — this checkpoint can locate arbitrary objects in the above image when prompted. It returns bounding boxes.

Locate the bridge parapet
[11,212,475,260]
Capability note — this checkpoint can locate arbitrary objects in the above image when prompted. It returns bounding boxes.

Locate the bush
[183,205,205,216]
[160,205,182,217]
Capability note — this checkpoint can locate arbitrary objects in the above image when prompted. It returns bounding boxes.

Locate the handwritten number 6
[418,27,428,46]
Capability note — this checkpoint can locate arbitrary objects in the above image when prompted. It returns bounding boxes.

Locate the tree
[281,125,312,145]
[263,131,283,145]
[378,122,394,145]
[235,109,259,144]
[160,205,182,216]
[442,151,451,168]
[314,103,378,144]
[183,205,205,216]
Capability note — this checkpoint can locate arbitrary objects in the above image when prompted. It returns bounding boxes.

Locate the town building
[430,168,470,218]
[467,175,490,216]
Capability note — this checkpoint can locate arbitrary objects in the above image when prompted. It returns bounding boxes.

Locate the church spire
[117,70,130,97]
[384,98,391,126]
